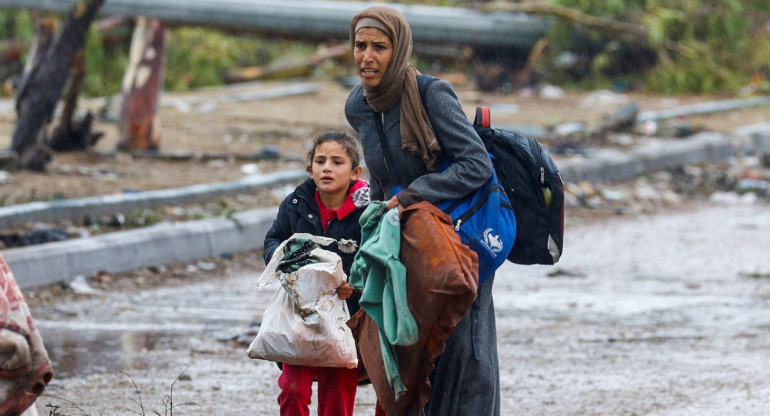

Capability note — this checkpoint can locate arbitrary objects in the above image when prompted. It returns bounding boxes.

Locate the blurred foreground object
[0,254,53,415]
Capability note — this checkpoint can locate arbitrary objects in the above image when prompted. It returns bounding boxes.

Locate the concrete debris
[196,261,218,271]
[0,170,12,184]
[67,275,104,295]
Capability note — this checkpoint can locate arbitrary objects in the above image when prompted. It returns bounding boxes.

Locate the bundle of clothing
[349,201,479,415]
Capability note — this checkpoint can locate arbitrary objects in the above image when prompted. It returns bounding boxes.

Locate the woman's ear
[306,164,313,174]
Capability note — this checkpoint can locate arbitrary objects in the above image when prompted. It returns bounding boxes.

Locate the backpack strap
[416,74,439,107]
[474,106,491,128]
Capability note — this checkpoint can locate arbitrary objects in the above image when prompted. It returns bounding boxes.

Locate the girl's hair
[306,130,362,168]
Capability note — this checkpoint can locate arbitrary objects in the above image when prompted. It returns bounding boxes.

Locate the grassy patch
[741,271,770,279]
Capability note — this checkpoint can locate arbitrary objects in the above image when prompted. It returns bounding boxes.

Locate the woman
[344,6,501,416]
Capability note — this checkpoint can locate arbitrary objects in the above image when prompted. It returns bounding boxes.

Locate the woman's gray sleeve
[408,79,493,203]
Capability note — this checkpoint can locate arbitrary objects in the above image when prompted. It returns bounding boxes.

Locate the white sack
[247,234,358,369]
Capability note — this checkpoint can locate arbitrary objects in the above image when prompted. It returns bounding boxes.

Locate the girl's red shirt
[315,179,368,231]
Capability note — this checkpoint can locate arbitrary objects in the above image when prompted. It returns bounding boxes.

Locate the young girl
[263,130,369,416]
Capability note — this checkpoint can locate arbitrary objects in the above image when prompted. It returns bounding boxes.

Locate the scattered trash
[253,145,281,160]
[547,268,587,279]
[581,89,630,107]
[0,170,12,184]
[196,261,217,271]
[552,122,589,139]
[539,84,564,99]
[94,270,113,284]
[736,178,770,197]
[639,120,657,135]
[240,163,260,175]
[66,275,104,295]
[0,227,70,247]
[600,102,638,133]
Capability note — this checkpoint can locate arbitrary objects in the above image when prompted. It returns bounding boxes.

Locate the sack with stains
[247,233,358,369]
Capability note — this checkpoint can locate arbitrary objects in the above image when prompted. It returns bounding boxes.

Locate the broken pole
[119,16,166,150]
[49,51,104,151]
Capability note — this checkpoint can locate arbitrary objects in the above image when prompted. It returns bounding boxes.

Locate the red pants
[277,363,360,416]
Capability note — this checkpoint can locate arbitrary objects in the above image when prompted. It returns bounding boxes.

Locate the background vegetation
[0,0,769,96]
[545,0,770,94]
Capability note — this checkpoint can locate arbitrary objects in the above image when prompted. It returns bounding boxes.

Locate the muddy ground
[23,201,770,416]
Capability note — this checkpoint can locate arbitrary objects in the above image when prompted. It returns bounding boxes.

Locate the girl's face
[309,141,362,205]
[353,27,393,89]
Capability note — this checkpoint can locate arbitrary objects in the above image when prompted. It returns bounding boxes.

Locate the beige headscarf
[350,6,442,171]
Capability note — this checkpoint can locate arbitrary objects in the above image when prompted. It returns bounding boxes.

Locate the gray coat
[345,78,501,416]
[344,78,493,203]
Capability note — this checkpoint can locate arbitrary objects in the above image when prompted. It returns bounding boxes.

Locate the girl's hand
[337,283,354,300]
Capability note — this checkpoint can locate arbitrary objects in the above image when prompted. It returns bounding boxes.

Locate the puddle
[32,273,273,379]
[40,328,165,379]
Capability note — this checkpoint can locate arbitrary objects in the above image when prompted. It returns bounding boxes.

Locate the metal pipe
[0,0,549,49]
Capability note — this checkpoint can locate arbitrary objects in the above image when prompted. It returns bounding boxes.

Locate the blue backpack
[434,159,517,283]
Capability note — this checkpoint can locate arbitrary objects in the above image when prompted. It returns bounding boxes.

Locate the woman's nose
[362,48,373,62]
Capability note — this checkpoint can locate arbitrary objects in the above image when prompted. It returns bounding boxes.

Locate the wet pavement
[33,273,270,378]
[28,201,770,415]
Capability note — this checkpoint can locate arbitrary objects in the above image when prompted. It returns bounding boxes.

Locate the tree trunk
[118,16,166,151]
[11,0,105,171]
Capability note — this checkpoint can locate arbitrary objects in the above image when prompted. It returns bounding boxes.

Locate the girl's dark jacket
[263,177,370,315]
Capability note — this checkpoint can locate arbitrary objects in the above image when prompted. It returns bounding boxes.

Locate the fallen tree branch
[481,2,647,38]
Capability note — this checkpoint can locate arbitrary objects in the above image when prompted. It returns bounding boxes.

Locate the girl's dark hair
[306,130,361,168]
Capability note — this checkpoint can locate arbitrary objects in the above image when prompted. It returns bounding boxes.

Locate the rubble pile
[566,154,770,220]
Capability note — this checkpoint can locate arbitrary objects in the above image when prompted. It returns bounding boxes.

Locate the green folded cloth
[277,237,318,273]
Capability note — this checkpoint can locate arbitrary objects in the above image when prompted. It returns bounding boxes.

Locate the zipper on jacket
[379,112,395,190]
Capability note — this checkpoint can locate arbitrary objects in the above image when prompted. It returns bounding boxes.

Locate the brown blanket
[349,201,478,415]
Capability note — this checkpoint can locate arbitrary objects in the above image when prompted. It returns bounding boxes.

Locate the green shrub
[546,0,770,94]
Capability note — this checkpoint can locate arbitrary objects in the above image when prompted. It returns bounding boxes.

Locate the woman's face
[353,27,393,89]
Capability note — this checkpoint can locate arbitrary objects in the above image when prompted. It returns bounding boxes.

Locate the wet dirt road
[29,202,770,415]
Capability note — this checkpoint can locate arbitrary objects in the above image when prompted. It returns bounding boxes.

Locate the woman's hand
[385,195,403,211]
[337,283,354,300]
